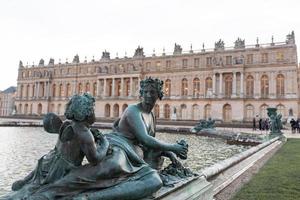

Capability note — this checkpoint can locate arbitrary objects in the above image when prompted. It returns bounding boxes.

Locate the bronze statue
[6,77,189,200]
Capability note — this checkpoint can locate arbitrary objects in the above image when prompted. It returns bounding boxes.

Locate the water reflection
[0,127,249,195]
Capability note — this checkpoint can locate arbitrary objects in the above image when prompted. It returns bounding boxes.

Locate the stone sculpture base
[144,176,213,200]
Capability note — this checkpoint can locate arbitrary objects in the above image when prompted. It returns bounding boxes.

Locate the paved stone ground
[214,141,283,200]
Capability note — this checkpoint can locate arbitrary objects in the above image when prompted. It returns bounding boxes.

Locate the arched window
[37,103,43,115]
[125,79,130,96]
[223,104,232,122]
[276,74,284,97]
[57,104,61,115]
[20,85,24,98]
[181,78,188,96]
[59,84,64,97]
[204,104,211,120]
[113,104,119,117]
[26,85,30,98]
[261,75,269,98]
[164,104,170,119]
[192,104,200,120]
[180,104,187,119]
[246,75,254,97]
[224,75,232,97]
[193,78,200,97]
[245,104,254,121]
[93,82,97,97]
[85,82,90,93]
[105,104,110,117]
[277,104,285,116]
[50,103,55,112]
[78,83,83,94]
[52,84,56,97]
[18,104,22,114]
[205,77,212,96]
[165,79,171,97]
[66,83,71,97]
[154,104,160,118]
[260,104,268,119]
[24,104,28,114]
[122,104,128,112]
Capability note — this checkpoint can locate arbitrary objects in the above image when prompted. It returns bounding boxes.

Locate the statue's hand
[90,128,103,141]
[12,179,26,191]
[172,140,188,160]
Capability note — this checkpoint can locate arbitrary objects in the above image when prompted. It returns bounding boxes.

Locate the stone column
[270,71,275,98]
[130,77,133,97]
[232,72,237,98]
[112,78,115,97]
[219,73,223,98]
[121,78,124,97]
[212,74,216,96]
[254,72,260,99]
[96,79,100,97]
[103,78,107,97]
[240,72,244,97]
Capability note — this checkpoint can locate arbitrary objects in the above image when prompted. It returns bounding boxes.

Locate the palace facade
[15,32,299,122]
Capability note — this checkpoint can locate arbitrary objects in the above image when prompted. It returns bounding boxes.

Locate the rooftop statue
[38,58,45,66]
[19,60,23,68]
[286,31,295,44]
[173,43,182,55]
[214,39,225,51]
[6,78,190,200]
[72,54,80,63]
[101,50,110,59]
[134,46,145,57]
[48,58,54,65]
[234,38,245,49]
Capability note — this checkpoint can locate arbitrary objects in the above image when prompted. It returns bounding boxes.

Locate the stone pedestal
[144,176,213,200]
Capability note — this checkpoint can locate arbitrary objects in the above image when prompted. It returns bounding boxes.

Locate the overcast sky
[0,0,299,91]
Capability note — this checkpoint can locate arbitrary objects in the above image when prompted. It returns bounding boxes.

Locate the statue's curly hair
[64,93,95,122]
[139,77,164,100]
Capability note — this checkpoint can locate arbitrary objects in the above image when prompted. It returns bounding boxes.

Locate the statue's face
[142,84,158,105]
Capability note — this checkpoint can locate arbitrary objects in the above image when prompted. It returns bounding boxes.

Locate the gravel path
[214,142,283,200]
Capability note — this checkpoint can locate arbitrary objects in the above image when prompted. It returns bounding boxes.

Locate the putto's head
[64,93,95,123]
[139,77,164,100]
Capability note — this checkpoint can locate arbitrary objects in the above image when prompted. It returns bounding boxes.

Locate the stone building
[15,32,299,122]
[0,86,17,116]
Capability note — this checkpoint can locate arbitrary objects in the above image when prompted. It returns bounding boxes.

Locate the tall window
[182,59,188,68]
[205,77,212,96]
[146,62,151,71]
[193,78,200,97]
[164,104,170,119]
[156,61,161,70]
[246,75,254,97]
[261,75,269,98]
[260,104,268,118]
[125,79,130,96]
[261,53,268,63]
[246,54,253,64]
[52,84,56,97]
[166,60,171,70]
[276,74,284,97]
[165,79,171,97]
[78,83,83,94]
[154,104,160,118]
[206,57,212,66]
[226,56,232,65]
[59,84,64,97]
[204,104,211,119]
[66,83,71,97]
[224,75,232,97]
[181,78,188,96]
[93,82,97,97]
[276,52,284,62]
[223,104,232,122]
[105,104,110,117]
[113,104,119,117]
[85,82,90,93]
[245,104,254,121]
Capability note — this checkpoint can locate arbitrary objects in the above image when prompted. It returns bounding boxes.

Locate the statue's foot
[12,180,26,191]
